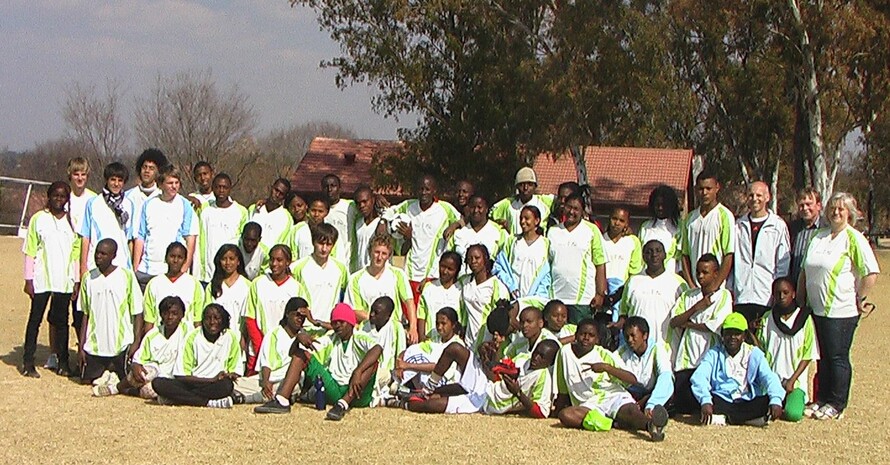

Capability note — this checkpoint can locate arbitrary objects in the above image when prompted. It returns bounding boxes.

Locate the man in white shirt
[125,149,169,232]
[681,170,735,288]
[353,185,387,272]
[733,181,791,325]
[322,174,359,268]
[491,167,555,235]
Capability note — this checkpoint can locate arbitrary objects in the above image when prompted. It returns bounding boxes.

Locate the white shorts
[446,392,487,414]
[579,390,635,419]
[444,352,488,414]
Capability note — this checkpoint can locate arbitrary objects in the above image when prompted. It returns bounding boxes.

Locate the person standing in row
[125,149,169,231]
[681,170,735,289]
[789,187,826,284]
[353,185,387,272]
[491,167,554,236]
[322,174,358,268]
[196,173,248,284]
[248,178,292,250]
[639,185,682,274]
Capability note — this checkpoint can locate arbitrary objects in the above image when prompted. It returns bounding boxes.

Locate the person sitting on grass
[554,318,669,442]
[236,297,308,405]
[395,307,466,393]
[544,299,576,345]
[78,238,144,385]
[758,277,819,422]
[692,313,785,426]
[502,306,558,366]
[402,333,559,418]
[615,316,674,418]
[254,303,383,421]
[92,296,188,398]
[359,296,406,404]
[151,303,243,409]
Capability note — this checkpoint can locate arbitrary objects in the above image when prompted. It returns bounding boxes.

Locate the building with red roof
[290,137,404,197]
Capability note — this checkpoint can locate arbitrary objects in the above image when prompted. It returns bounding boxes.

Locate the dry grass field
[1,236,888,464]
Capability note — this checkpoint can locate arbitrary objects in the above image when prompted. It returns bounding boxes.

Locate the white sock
[276,394,290,407]
[337,399,349,410]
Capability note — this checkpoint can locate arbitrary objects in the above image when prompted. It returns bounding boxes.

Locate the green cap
[722,313,748,332]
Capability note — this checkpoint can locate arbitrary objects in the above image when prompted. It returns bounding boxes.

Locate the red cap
[330,303,357,326]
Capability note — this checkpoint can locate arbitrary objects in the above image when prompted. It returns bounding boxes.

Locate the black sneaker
[254,399,291,414]
[231,390,246,405]
[20,365,40,378]
[743,416,768,427]
[325,403,348,421]
[56,365,73,378]
[648,405,669,442]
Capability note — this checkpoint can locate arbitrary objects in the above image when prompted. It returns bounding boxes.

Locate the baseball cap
[515,167,537,185]
[722,312,748,332]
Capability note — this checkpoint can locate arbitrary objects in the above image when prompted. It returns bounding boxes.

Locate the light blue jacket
[691,343,785,407]
[492,249,551,300]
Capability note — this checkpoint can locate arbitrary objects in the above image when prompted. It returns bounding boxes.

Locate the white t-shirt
[143,273,205,326]
[239,242,269,281]
[80,195,136,270]
[257,325,297,384]
[125,185,159,232]
[460,275,510,347]
[291,256,348,324]
[759,309,820,396]
[548,220,608,305]
[248,204,292,250]
[68,188,97,235]
[602,233,642,282]
[483,363,554,417]
[288,222,314,261]
[23,210,79,293]
[345,265,413,319]
[619,271,687,345]
[353,216,382,272]
[312,332,379,385]
[504,235,550,298]
[639,218,681,273]
[132,322,189,378]
[803,225,880,318]
[503,329,559,368]
[246,274,305,335]
[136,195,199,276]
[79,267,144,357]
[681,204,735,286]
[326,199,358,266]
[204,275,252,325]
[491,194,554,235]
[394,200,459,281]
[449,221,507,275]
[197,200,248,282]
[556,343,630,407]
[175,327,243,377]
[616,341,673,391]
[360,318,407,373]
[416,279,463,337]
[671,288,733,371]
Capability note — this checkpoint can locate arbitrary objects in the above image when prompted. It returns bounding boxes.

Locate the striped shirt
[789,217,826,284]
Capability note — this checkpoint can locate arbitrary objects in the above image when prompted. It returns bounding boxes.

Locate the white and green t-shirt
[345,264,412,319]
[204,275,252,326]
[79,267,143,357]
[602,233,643,282]
[556,343,629,407]
[353,216,382,272]
[394,199,460,281]
[143,273,205,326]
[490,194,555,235]
[360,318,406,373]
[483,363,553,417]
[326,199,358,266]
[802,225,880,318]
[175,327,243,377]
[23,210,80,293]
[132,322,189,378]
[671,288,732,371]
[239,241,270,281]
[460,274,510,347]
[640,218,681,273]
[502,235,550,298]
[197,200,248,282]
[68,188,97,236]
[681,204,735,286]
[616,340,672,392]
[246,274,305,335]
[448,221,507,275]
[312,332,380,385]
[758,309,820,396]
[503,329,558,367]
[291,256,348,325]
[288,222,314,262]
[136,195,199,276]
[416,279,462,338]
[619,271,688,345]
[248,204,292,250]
[257,325,297,384]
[548,220,608,305]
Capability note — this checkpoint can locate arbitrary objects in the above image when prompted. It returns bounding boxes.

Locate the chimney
[344,152,356,165]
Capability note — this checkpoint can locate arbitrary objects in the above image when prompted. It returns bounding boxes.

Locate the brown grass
[1,236,888,464]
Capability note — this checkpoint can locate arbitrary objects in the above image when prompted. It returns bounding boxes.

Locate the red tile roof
[291,137,404,195]
[533,146,693,210]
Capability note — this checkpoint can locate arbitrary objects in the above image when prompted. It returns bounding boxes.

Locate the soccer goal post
[0,176,52,238]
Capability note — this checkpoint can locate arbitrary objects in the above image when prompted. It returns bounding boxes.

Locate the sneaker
[325,403,348,421]
[814,404,844,420]
[156,396,172,406]
[648,405,669,442]
[20,365,40,378]
[709,414,727,426]
[56,365,73,378]
[92,370,112,387]
[43,354,58,370]
[207,397,234,409]
[108,372,120,386]
[743,416,769,427]
[231,390,246,405]
[804,402,822,418]
[92,385,115,397]
[254,399,291,414]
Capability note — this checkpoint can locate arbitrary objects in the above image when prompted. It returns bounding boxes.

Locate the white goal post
[0,176,53,238]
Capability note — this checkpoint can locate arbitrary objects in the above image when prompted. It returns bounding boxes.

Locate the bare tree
[62,81,129,170]
[258,121,356,172]
[133,70,257,180]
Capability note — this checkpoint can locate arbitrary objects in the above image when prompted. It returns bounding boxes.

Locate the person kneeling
[254,303,382,421]
[554,318,669,442]
[692,313,785,426]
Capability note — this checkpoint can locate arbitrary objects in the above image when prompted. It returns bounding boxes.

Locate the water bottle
[314,376,326,410]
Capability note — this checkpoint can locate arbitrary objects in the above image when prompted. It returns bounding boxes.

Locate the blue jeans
[813,315,859,411]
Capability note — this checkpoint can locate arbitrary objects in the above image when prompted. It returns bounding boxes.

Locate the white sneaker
[91,385,115,397]
[804,402,821,418]
[207,397,234,409]
[108,372,120,386]
[710,414,727,426]
[92,370,112,386]
[43,354,59,370]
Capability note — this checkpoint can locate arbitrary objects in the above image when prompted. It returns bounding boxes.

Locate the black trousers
[672,369,700,414]
[713,395,770,424]
[23,292,72,367]
[152,378,234,406]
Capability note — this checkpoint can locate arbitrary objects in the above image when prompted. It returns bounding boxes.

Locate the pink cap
[330,303,357,326]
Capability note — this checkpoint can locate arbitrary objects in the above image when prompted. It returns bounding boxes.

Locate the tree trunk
[570,145,589,186]
[769,153,780,212]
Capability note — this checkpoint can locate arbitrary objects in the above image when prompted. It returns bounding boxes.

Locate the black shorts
[81,352,128,383]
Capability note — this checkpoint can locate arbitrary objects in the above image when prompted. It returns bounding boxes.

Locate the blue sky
[0,0,406,151]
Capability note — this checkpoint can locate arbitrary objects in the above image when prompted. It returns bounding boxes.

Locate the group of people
[19,151,879,442]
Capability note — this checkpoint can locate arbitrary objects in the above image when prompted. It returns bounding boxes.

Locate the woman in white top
[497,205,551,301]
[639,185,682,274]
[798,192,879,420]
[205,244,252,354]
[460,244,510,347]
